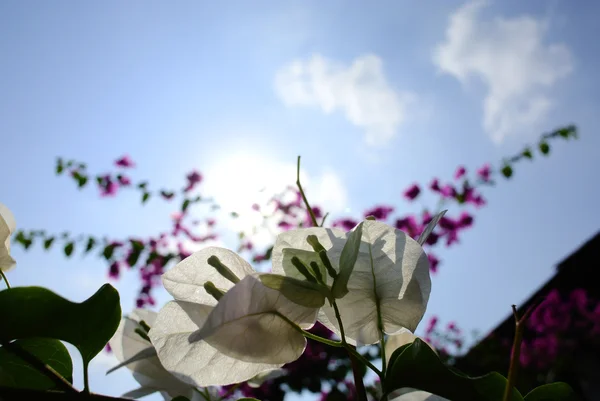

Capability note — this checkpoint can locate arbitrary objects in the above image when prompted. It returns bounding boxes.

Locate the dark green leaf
[64,242,74,257]
[539,141,550,155]
[524,383,577,401]
[142,192,150,204]
[501,165,513,178]
[182,199,191,212]
[84,237,96,253]
[43,237,55,250]
[0,285,121,367]
[102,244,118,260]
[522,148,533,159]
[231,211,239,218]
[55,158,64,175]
[332,222,364,299]
[259,273,327,308]
[137,181,148,189]
[385,338,522,401]
[72,171,88,188]
[0,338,73,390]
[126,249,142,267]
[417,210,446,246]
[14,232,33,250]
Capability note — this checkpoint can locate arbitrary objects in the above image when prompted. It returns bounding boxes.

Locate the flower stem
[296,156,319,227]
[502,303,539,401]
[0,269,11,289]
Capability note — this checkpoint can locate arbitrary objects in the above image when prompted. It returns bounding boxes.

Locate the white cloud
[433,0,573,143]
[274,54,414,146]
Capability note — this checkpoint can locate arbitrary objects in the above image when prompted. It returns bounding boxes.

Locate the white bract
[150,247,316,386]
[0,202,16,272]
[390,389,450,401]
[109,309,208,401]
[272,220,431,345]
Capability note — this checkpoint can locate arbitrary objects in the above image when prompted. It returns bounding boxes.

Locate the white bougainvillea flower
[109,309,209,400]
[151,247,315,386]
[192,274,318,363]
[0,202,16,272]
[272,219,431,345]
[390,389,450,401]
[162,246,255,305]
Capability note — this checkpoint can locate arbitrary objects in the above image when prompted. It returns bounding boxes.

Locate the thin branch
[296,156,319,227]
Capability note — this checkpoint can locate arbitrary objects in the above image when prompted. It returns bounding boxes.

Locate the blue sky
[1,0,599,399]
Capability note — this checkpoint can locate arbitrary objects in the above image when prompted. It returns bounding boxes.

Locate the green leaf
[72,171,88,188]
[0,338,73,390]
[417,210,446,246]
[259,273,327,308]
[84,237,96,253]
[522,148,533,159]
[182,199,191,212]
[15,231,33,250]
[64,242,74,257]
[539,141,550,155]
[0,285,121,367]
[102,243,118,260]
[43,237,55,250]
[524,383,577,401]
[331,222,364,298]
[501,165,513,179]
[142,192,151,204]
[56,158,64,175]
[385,338,522,401]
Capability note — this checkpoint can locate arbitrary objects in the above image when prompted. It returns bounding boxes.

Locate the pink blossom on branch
[115,155,135,168]
[184,170,203,192]
[403,183,421,200]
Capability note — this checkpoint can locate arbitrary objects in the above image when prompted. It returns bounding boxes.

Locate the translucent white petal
[0,202,16,272]
[321,220,431,344]
[194,275,318,364]
[149,300,280,387]
[272,227,346,280]
[390,389,450,401]
[109,309,194,396]
[162,247,255,304]
[247,368,287,388]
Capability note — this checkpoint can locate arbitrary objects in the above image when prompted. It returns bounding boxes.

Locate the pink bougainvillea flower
[117,175,131,186]
[184,170,203,192]
[454,166,466,180]
[439,185,456,198]
[477,163,492,182]
[115,155,135,168]
[427,253,440,273]
[99,175,119,197]
[364,205,395,221]
[403,184,421,201]
[332,218,359,231]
